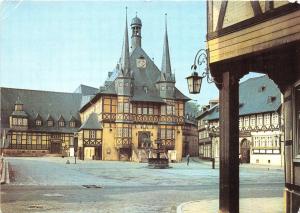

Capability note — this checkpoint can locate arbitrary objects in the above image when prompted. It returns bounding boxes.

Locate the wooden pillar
[219,71,240,213]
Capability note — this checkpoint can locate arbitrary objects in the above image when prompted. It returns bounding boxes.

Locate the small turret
[131,13,142,50]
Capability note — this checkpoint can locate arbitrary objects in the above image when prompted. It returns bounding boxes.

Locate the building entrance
[240,139,251,163]
[50,140,61,154]
[84,147,95,160]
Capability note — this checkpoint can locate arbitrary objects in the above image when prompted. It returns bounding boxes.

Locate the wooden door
[50,141,61,154]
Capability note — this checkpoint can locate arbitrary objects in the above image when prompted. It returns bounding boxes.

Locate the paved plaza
[0,157,284,213]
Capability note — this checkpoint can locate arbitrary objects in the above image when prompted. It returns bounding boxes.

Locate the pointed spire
[120,6,130,77]
[161,13,172,80]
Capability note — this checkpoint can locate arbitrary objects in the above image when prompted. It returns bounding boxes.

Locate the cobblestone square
[0,157,284,213]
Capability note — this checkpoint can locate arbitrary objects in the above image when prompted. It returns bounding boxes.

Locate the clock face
[137,58,146,68]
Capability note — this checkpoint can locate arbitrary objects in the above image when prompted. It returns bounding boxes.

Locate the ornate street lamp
[186,49,220,94]
[186,71,203,94]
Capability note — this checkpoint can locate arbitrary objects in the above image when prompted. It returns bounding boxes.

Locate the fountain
[148,139,169,169]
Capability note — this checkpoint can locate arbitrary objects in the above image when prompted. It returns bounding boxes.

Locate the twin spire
[119,9,174,82]
[161,13,173,82]
[120,7,130,77]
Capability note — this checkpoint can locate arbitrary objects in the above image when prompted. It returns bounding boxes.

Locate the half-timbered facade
[205,1,300,212]
[0,14,191,162]
[78,14,189,162]
[197,75,284,166]
[0,87,85,157]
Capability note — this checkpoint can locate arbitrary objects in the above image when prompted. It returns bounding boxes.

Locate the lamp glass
[186,72,203,94]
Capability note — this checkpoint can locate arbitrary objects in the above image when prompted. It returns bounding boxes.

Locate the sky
[0,0,262,106]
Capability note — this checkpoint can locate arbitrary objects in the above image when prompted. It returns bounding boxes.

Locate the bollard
[212,158,215,169]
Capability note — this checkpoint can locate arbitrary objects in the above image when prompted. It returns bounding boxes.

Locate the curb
[176,200,201,213]
[0,160,5,184]
[5,161,10,184]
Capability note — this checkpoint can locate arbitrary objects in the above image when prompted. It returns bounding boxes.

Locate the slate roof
[79,113,102,130]
[80,46,190,111]
[201,75,282,121]
[0,87,82,133]
[74,84,99,96]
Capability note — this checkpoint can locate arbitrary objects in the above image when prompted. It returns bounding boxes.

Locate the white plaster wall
[250,153,282,166]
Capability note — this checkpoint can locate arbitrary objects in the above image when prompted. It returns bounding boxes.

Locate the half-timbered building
[78,14,190,162]
[0,14,192,163]
[205,1,300,211]
[197,75,284,166]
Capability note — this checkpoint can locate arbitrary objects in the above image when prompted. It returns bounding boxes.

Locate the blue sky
[0,0,261,105]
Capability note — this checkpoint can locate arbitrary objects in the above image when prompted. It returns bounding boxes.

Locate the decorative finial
[136,11,138,17]
[125,6,128,15]
[165,13,167,29]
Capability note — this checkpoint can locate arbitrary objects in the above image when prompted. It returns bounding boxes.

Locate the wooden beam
[265,0,274,11]
[219,71,240,213]
[251,1,263,16]
[216,0,228,31]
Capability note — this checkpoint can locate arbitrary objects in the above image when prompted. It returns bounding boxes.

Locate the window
[27,135,31,144]
[250,116,256,127]
[17,135,21,146]
[264,113,270,126]
[239,118,243,129]
[257,114,263,126]
[161,106,166,115]
[167,105,173,115]
[243,117,249,127]
[90,130,96,138]
[271,113,278,126]
[70,121,75,128]
[36,120,42,126]
[118,103,123,113]
[17,118,22,126]
[116,127,131,138]
[137,107,142,114]
[103,96,117,113]
[23,119,27,126]
[13,118,17,125]
[59,121,65,127]
[36,136,42,149]
[148,107,153,115]
[143,107,147,115]
[48,120,53,127]
[124,103,129,113]
[160,126,175,140]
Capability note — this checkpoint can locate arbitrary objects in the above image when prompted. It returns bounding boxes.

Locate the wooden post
[219,71,240,213]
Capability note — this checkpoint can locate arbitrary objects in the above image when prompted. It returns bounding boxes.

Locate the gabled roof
[35,113,43,120]
[74,84,99,96]
[11,111,28,117]
[0,87,81,132]
[47,114,54,121]
[58,115,65,121]
[69,115,77,122]
[200,75,282,121]
[79,113,102,130]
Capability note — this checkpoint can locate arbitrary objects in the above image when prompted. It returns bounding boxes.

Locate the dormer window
[259,86,266,92]
[70,121,76,128]
[36,120,42,126]
[267,96,276,103]
[48,120,54,127]
[59,121,65,127]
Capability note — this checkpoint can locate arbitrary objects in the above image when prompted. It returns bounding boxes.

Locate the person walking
[186,153,190,166]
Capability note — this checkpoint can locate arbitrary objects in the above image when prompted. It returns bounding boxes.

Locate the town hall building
[0,14,194,162]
